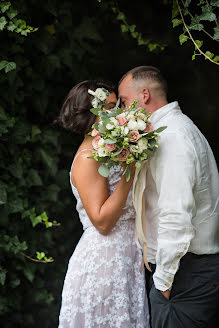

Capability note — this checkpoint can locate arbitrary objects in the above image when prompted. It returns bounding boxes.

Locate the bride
[55,80,150,328]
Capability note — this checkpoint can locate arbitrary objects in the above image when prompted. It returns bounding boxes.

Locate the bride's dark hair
[54,80,115,134]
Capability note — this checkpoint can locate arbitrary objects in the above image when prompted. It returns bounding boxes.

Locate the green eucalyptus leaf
[98,164,110,178]
[155,126,167,133]
[90,108,100,115]
[104,138,117,144]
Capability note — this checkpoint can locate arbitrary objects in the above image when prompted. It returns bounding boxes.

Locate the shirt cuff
[153,269,175,291]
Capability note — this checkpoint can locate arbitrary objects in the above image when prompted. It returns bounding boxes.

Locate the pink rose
[92,136,101,150]
[143,121,154,133]
[129,130,140,142]
[117,148,130,162]
[105,143,116,152]
[117,116,128,126]
[91,128,100,137]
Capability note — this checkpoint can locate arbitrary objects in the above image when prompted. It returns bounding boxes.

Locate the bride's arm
[72,150,135,235]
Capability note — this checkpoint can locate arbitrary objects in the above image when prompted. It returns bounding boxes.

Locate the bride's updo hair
[54,80,115,134]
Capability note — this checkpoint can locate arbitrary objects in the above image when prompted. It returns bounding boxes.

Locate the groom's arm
[150,132,196,297]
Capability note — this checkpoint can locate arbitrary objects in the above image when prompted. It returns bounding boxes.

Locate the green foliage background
[0,0,218,327]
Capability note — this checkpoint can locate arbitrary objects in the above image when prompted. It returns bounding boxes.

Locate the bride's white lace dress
[58,156,150,328]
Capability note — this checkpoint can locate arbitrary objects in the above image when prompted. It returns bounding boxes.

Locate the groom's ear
[142,88,150,104]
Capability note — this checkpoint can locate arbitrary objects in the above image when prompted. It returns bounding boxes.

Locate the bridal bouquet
[88,88,166,181]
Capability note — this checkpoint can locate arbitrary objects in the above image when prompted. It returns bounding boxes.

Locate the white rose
[137,119,146,131]
[137,138,148,152]
[98,147,108,157]
[95,88,107,101]
[106,123,114,130]
[127,119,138,130]
[98,138,105,147]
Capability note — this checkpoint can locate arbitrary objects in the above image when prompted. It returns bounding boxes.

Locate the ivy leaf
[184,0,191,7]
[213,55,219,62]
[129,24,136,33]
[117,12,125,21]
[4,61,16,73]
[0,266,7,285]
[189,16,204,31]
[172,18,182,28]
[0,1,11,13]
[7,8,18,19]
[172,0,179,19]
[26,169,43,186]
[7,197,24,213]
[179,34,189,45]
[199,5,216,22]
[213,25,219,40]
[0,16,7,30]
[121,24,128,33]
[210,0,219,7]
[7,21,16,31]
[205,51,214,59]
[0,182,7,204]
[195,40,203,49]
[98,164,110,178]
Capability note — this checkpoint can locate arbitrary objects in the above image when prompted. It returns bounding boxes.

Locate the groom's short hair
[119,66,167,98]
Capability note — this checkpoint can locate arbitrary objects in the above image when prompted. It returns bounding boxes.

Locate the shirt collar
[150,101,181,126]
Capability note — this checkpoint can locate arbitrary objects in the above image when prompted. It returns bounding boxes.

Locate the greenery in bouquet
[88,91,166,181]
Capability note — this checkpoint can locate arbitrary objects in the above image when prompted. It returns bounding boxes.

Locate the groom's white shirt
[145,101,219,291]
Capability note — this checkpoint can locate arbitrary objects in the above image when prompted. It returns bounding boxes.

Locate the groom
[118,66,219,327]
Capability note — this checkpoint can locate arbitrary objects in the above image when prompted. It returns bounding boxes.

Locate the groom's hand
[160,289,170,300]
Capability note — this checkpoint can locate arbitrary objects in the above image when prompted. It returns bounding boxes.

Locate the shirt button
[176,255,181,259]
[184,245,188,250]
[165,283,170,288]
[172,265,176,270]
[168,277,173,282]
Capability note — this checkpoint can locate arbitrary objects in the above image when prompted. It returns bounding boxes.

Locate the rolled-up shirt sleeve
[151,132,196,291]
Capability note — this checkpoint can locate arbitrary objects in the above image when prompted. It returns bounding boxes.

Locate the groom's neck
[146,99,168,114]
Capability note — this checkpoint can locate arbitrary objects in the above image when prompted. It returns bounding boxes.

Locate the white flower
[111,130,119,137]
[106,123,114,130]
[137,137,148,152]
[137,119,146,131]
[95,88,108,101]
[88,89,95,96]
[110,117,119,126]
[127,113,135,120]
[91,98,99,108]
[98,147,108,157]
[120,126,129,135]
[98,138,105,147]
[137,112,146,120]
[130,144,139,153]
[127,119,139,130]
